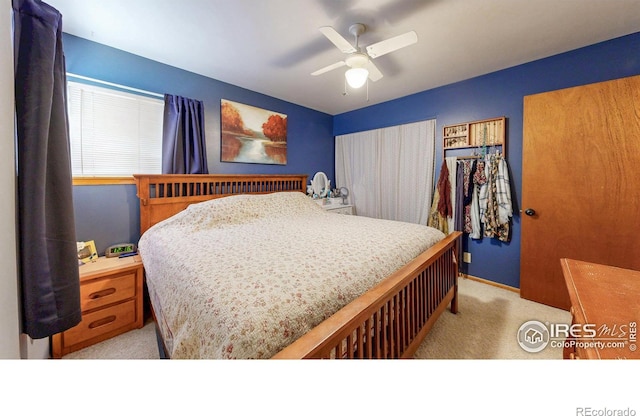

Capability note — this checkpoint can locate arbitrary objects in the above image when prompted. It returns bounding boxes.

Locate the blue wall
[334,32,640,288]
[65,34,335,254]
[68,31,640,288]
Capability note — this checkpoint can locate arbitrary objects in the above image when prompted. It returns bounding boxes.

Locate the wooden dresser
[560,258,639,359]
[51,255,144,358]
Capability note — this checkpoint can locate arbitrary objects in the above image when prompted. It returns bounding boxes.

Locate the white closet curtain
[335,119,436,224]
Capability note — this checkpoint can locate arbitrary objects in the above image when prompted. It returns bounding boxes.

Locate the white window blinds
[67,81,163,176]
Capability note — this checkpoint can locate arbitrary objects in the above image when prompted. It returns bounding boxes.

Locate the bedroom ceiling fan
[311,23,418,89]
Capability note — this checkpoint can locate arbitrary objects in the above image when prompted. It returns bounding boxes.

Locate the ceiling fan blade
[311,60,346,76]
[365,60,383,82]
[366,31,418,59]
[319,26,357,54]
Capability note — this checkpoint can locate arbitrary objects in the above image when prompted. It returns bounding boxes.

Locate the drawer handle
[89,288,116,299]
[88,315,117,329]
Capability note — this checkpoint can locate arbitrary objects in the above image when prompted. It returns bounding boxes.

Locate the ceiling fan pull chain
[366,78,369,101]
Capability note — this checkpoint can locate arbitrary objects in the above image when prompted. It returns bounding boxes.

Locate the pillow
[157,191,324,233]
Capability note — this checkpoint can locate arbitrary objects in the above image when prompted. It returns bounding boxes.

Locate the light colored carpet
[62,318,160,359]
[414,277,571,359]
[63,277,570,359]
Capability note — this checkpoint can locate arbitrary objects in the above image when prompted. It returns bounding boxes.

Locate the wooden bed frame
[134,174,461,359]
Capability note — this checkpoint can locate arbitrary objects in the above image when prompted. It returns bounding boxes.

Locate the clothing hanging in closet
[458,159,477,235]
[480,154,512,241]
[429,154,512,242]
[428,161,451,234]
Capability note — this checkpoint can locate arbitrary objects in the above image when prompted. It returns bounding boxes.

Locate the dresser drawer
[80,272,137,311]
[63,299,137,347]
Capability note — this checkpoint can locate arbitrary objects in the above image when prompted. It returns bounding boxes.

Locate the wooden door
[521,75,640,310]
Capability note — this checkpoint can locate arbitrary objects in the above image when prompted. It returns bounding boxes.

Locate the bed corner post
[451,231,461,314]
[134,175,151,235]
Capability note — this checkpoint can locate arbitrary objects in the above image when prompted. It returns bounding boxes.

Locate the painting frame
[220,99,287,165]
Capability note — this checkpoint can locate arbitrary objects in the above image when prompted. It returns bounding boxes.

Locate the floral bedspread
[138,191,444,359]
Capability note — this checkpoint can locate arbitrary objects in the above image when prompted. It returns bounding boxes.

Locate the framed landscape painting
[220,99,287,165]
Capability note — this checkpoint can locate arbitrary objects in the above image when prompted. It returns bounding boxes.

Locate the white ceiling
[47,0,640,115]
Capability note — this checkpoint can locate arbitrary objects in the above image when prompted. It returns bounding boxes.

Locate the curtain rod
[66,73,164,98]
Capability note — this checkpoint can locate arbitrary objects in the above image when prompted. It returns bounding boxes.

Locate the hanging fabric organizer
[429,117,513,242]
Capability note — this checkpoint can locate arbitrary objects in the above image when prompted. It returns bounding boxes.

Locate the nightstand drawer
[80,272,136,311]
[63,299,137,347]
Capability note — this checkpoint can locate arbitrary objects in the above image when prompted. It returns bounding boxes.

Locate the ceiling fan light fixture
[314,24,416,93]
[345,67,369,88]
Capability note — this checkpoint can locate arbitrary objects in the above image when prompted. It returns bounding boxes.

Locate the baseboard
[460,273,520,294]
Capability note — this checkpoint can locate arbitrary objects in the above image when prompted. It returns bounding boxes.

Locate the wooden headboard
[134,174,308,235]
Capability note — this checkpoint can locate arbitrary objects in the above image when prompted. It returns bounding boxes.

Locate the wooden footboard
[273,231,461,359]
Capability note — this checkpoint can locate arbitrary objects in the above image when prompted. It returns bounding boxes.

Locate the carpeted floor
[414,277,571,359]
[62,276,571,359]
[63,317,160,359]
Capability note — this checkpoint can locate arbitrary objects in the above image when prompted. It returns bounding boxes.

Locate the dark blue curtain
[13,0,81,338]
[162,94,208,174]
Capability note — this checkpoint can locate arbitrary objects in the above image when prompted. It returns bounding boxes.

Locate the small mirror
[339,187,349,205]
[311,171,330,197]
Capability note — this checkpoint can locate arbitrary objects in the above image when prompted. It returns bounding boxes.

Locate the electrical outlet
[463,252,471,263]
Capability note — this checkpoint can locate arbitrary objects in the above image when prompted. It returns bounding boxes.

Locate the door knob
[524,208,536,216]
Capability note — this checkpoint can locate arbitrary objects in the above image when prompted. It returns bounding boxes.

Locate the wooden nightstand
[51,255,144,358]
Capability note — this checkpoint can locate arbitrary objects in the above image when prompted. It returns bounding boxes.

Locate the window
[67,81,164,177]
